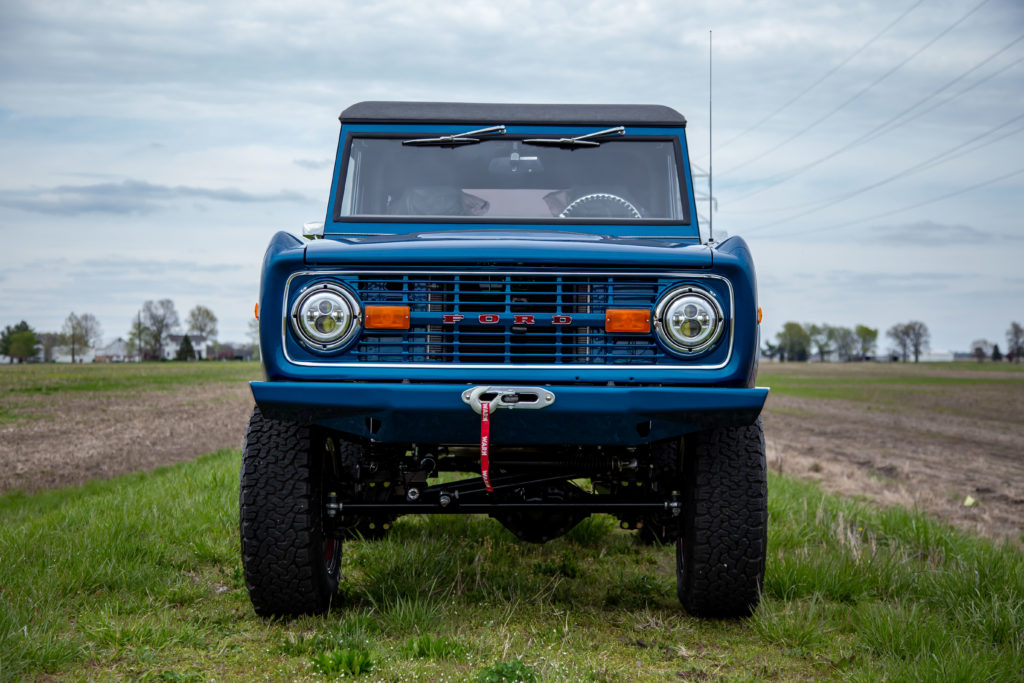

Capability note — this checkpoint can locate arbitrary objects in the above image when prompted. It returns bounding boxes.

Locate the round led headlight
[654,285,725,355]
[290,282,361,350]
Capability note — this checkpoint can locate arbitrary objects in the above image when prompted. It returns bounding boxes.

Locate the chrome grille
[351,273,668,365]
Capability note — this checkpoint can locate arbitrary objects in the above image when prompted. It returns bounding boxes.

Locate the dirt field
[2,361,1021,542]
[0,363,257,495]
[759,362,1024,543]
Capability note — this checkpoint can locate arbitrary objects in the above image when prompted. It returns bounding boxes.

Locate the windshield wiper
[402,125,507,146]
[522,126,625,148]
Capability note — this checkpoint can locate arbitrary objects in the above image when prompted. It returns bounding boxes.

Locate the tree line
[763,320,1024,363]
[764,322,882,362]
[127,300,218,361]
[0,302,221,363]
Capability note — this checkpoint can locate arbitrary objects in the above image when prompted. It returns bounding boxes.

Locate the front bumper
[251,381,768,446]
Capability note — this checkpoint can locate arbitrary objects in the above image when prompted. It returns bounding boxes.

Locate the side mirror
[302,221,324,240]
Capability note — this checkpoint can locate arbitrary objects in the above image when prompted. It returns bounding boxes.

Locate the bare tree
[887,323,910,362]
[62,312,103,363]
[186,305,218,341]
[854,324,878,361]
[36,331,66,362]
[807,323,834,362]
[1007,322,1023,364]
[831,326,857,362]
[904,321,930,363]
[140,299,180,359]
[247,317,261,362]
[971,339,992,363]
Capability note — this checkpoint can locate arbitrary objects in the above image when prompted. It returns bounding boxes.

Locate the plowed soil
[2,362,1021,542]
[0,381,253,494]
[760,362,1024,543]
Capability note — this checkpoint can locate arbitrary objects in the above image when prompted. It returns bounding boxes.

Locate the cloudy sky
[1,0,1021,353]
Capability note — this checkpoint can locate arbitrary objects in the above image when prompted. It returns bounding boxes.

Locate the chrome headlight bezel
[653,285,725,355]
[289,282,362,351]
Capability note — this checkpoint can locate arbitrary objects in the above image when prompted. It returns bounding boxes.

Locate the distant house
[94,338,137,363]
[52,345,96,363]
[918,350,955,363]
[878,349,955,363]
[208,343,258,361]
[164,334,209,361]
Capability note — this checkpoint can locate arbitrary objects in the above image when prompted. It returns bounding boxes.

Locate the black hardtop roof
[339,101,686,127]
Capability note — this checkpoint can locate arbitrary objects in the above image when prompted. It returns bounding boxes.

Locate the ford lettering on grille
[443,314,571,325]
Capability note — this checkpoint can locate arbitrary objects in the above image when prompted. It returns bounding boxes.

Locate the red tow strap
[480,401,493,492]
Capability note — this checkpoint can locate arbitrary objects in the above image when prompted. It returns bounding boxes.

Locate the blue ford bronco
[240,101,768,618]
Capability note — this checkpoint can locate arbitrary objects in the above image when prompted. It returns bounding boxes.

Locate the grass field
[0,361,259,397]
[759,360,1024,405]
[2,451,1022,681]
[1,360,1022,681]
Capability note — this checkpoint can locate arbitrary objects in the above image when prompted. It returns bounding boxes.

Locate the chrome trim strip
[323,232,702,240]
[281,270,735,371]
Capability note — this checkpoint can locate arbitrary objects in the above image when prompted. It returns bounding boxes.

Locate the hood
[304,230,713,268]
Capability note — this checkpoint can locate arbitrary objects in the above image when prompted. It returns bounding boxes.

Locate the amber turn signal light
[757,307,763,324]
[605,309,651,334]
[254,303,259,320]
[365,305,410,330]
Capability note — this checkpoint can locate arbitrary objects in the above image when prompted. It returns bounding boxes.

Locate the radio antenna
[708,29,714,245]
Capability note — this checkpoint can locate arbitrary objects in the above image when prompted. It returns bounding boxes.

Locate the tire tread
[677,419,767,617]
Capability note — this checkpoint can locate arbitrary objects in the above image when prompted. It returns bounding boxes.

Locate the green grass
[0,361,260,395]
[758,361,1024,410]
[1,451,1021,681]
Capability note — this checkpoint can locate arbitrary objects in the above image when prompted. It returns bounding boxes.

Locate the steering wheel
[560,193,642,219]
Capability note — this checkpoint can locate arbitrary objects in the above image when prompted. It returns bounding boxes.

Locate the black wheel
[240,407,341,617]
[676,419,767,617]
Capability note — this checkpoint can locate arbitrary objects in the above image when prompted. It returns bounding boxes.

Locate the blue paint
[254,104,767,446]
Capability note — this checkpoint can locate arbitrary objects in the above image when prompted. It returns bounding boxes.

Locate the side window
[338,150,359,216]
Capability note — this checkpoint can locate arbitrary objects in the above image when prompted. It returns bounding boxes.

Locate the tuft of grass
[310,647,374,677]
[474,658,538,682]
[752,597,833,653]
[565,514,615,545]
[533,556,580,579]
[403,633,467,660]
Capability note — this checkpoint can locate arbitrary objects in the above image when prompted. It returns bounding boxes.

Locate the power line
[728,32,1024,204]
[718,0,994,178]
[742,112,1024,233]
[754,166,1024,239]
[727,53,1024,214]
[703,0,925,159]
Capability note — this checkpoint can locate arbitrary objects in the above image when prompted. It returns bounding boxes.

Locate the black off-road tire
[240,407,341,617]
[676,419,767,617]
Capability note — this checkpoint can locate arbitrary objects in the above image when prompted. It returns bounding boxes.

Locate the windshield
[336,137,687,222]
